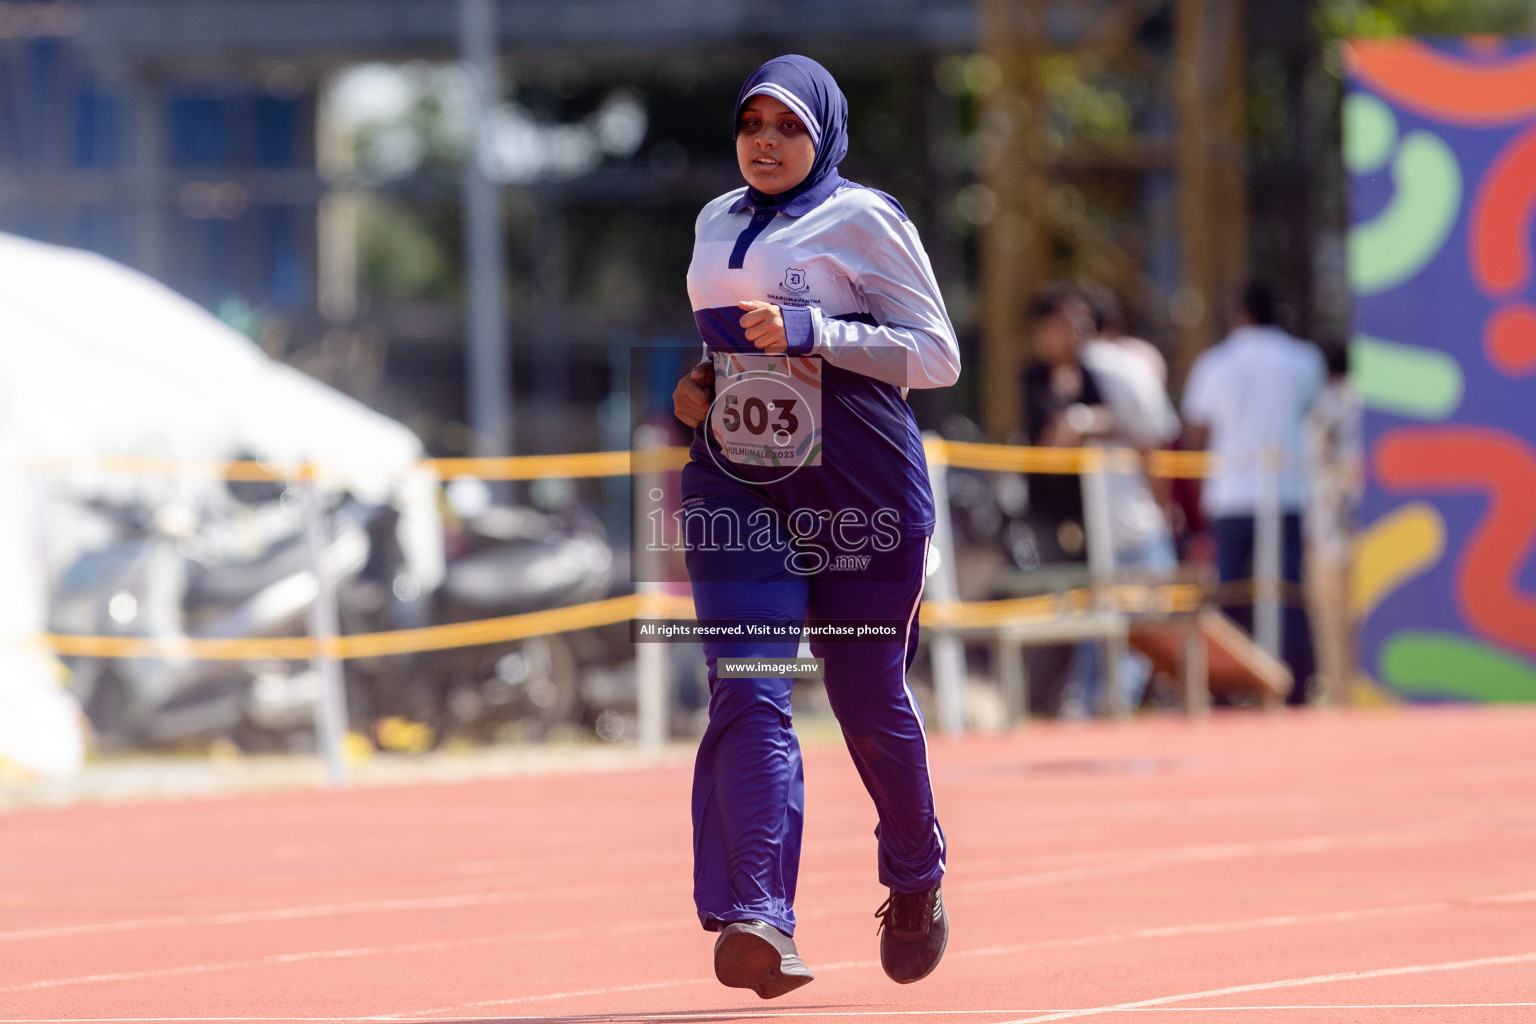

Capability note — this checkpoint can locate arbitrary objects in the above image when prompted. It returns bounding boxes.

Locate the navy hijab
[732,55,848,217]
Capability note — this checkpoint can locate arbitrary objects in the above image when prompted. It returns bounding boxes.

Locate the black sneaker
[875,883,948,983]
[713,920,815,999]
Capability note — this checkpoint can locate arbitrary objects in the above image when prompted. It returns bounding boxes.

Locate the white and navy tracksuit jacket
[684,183,960,536]
[684,182,957,936]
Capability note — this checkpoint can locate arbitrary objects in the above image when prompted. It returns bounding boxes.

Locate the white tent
[0,233,445,777]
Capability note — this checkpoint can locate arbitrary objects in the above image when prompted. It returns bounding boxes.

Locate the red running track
[3,706,1536,1023]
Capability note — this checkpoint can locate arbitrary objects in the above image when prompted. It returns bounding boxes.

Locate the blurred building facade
[0,0,1326,453]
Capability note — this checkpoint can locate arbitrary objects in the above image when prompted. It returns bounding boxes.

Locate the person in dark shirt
[1017,286,1119,717]
[1020,286,1113,560]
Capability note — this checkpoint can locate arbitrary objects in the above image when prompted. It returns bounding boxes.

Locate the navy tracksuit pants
[686,525,947,936]
[1214,513,1315,704]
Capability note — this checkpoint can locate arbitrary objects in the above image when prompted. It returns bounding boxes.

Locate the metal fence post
[923,433,967,735]
[996,625,1028,727]
[303,472,349,787]
[1080,447,1127,717]
[460,0,511,459]
[632,424,670,754]
[1183,615,1210,717]
[1079,447,1117,584]
[1254,445,1283,662]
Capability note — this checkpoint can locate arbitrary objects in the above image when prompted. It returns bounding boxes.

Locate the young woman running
[671,55,961,998]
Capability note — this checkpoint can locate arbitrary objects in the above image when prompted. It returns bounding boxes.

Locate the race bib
[709,353,822,476]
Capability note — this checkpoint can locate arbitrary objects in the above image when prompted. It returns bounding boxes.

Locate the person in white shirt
[1080,292,1180,572]
[1182,281,1325,703]
[1074,291,1181,713]
[1304,341,1362,707]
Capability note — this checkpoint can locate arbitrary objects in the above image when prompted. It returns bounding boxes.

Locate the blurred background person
[1182,281,1324,704]
[1020,286,1111,563]
[1080,286,1179,576]
[1083,285,1169,389]
[1019,285,1113,716]
[1077,287,1181,712]
[1305,338,1362,708]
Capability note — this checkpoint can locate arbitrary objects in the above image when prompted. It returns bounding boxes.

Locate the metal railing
[21,437,1295,782]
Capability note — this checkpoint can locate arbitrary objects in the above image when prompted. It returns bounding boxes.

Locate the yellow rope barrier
[926,439,1214,478]
[29,442,1217,661]
[426,447,690,481]
[334,594,642,658]
[1145,450,1215,479]
[28,456,320,482]
[38,583,1212,661]
[26,442,1210,483]
[39,634,319,661]
[27,449,696,484]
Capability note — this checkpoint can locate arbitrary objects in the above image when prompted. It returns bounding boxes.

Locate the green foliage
[1316,0,1535,39]
[1039,54,1136,145]
[358,198,456,300]
[1245,53,1292,165]
[350,64,469,176]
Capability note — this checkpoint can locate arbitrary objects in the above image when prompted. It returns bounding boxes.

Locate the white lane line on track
[8,820,1511,946]
[962,824,1489,894]
[7,1007,1536,1022]
[809,817,1536,898]
[1102,1006,1536,1012]
[0,919,645,996]
[372,978,719,1019]
[0,880,676,944]
[0,938,483,994]
[8,888,1530,1004]
[992,950,1536,1023]
[379,889,1533,1019]
[791,889,1528,974]
[0,895,509,944]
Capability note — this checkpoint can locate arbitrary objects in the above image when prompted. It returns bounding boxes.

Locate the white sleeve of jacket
[806,211,961,389]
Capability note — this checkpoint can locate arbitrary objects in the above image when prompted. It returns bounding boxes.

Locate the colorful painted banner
[1347,38,1536,702]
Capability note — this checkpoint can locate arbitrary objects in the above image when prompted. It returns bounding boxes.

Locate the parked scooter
[350,496,621,745]
[54,478,651,750]
[50,484,374,751]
